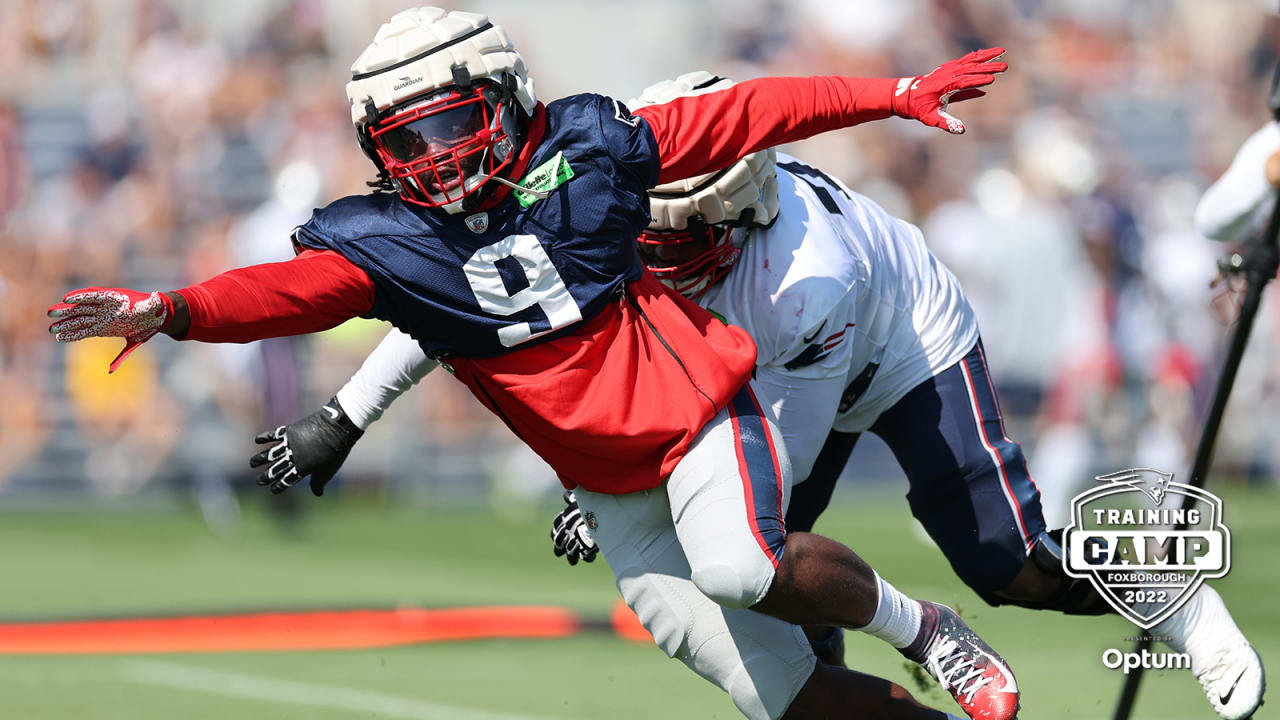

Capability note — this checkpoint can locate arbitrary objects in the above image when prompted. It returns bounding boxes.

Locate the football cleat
[1156,585,1265,720]
[1195,639,1265,720]
[905,603,1020,720]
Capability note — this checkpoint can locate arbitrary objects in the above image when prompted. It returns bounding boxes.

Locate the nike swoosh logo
[981,651,1018,694]
[802,321,827,345]
[1218,666,1248,706]
[323,406,339,421]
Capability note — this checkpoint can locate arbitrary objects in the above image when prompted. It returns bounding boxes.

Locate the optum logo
[1101,647,1190,674]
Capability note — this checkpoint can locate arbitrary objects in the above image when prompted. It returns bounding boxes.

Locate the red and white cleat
[905,602,1020,720]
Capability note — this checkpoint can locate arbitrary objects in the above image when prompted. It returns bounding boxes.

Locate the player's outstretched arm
[633,48,1006,184]
[334,327,437,431]
[47,249,375,372]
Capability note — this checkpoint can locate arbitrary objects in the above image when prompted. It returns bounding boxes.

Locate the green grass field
[0,486,1274,719]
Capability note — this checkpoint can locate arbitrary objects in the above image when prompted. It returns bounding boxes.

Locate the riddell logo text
[1102,648,1190,675]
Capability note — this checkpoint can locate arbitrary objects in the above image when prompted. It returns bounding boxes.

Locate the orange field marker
[0,606,583,654]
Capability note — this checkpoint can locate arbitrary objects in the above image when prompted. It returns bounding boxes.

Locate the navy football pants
[787,341,1047,594]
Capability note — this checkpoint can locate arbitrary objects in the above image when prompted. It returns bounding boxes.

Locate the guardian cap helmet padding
[347,8,536,213]
[629,71,779,297]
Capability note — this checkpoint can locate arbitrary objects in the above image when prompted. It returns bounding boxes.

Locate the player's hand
[47,287,175,373]
[550,491,598,566]
[250,397,364,496]
[890,47,1007,135]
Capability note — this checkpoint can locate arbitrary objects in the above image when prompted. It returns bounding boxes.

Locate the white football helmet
[629,71,779,297]
[346,7,537,213]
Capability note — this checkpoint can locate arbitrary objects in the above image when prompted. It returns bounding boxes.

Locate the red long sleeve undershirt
[176,249,374,343]
[177,76,898,341]
[634,75,897,184]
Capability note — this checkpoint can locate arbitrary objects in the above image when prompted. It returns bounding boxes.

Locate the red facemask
[636,222,739,299]
[368,84,515,208]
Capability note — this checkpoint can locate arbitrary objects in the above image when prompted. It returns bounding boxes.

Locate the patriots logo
[1096,468,1174,505]
[464,212,489,234]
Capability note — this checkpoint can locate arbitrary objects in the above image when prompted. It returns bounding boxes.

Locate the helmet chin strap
[490,175,550,199]
[453,172,545,214]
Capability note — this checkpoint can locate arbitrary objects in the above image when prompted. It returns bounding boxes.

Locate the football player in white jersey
[255,73,1263,720]
[617,74,1262,720]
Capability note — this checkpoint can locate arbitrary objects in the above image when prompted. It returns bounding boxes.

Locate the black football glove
[550,491,598,566]
[250,397,364,496]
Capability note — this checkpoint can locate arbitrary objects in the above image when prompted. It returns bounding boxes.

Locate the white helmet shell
[346,7,536,128]
[629,71,779,231]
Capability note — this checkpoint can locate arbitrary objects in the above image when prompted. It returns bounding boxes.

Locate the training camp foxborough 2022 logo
[1062,468,1231,629]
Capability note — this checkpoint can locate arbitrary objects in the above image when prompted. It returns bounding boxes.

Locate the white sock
[857,572,923,649]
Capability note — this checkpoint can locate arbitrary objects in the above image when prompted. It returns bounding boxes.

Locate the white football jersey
[699,154,979,437]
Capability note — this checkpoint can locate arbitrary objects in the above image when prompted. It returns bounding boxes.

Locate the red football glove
[889,47,1007,135]
[47,287,175,373]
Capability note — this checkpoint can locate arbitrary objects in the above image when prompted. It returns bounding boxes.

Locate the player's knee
[984,559,1065,612]
[992,554,1066,603]
[690,550,776,609]
[934,527,1038,597]
[983,530,1111,615]
[942,529,1055,600]
[692,564,761,609]
[684,526,785,608]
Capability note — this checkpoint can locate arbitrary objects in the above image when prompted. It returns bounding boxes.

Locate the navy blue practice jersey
[293,94,660,359]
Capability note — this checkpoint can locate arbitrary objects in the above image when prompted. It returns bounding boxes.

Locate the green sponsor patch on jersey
[514,151,574,208]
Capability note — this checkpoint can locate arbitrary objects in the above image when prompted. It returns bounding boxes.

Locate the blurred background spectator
[4,0,1278,527]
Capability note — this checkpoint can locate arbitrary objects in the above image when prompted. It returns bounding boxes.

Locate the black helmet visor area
[375,94,489,163]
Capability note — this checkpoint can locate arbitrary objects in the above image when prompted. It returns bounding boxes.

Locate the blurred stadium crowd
[2,0,1279,521]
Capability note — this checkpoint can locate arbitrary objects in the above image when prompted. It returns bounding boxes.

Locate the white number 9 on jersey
[463,234,583,347]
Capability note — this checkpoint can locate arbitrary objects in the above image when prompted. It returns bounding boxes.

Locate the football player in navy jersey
[49,8,1015,720]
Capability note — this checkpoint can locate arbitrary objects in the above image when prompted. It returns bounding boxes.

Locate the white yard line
[122,659,565,720]
[118,657,1209,720]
